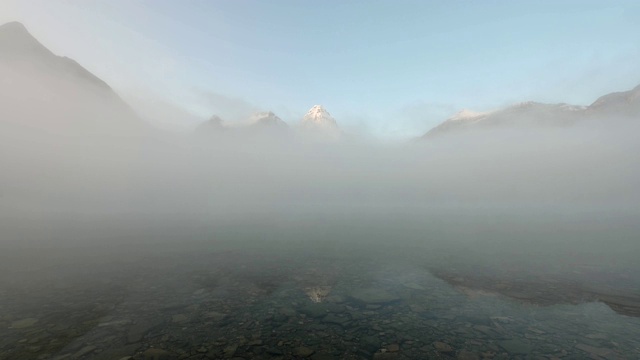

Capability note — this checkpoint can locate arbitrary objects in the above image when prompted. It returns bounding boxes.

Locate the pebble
[386,343,400,352]
[223,344,238,357]
[293,346,315,357]
[10,318,39,329]
[457,349,480,360]
[434,341,454,353]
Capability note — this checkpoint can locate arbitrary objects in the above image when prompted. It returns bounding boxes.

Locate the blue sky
[2,1,640,138]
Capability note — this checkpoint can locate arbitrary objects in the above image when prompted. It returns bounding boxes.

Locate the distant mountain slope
[587,84,640,117]
[423,84,640,138]
[0,21,146,135]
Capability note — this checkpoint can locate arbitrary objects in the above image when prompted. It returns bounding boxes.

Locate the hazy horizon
[1,1,640,138]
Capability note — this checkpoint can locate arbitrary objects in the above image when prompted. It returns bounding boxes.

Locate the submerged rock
[223,344,238,357]
[10,318,38,329]
[293,346,315,357]
[433,341,454,353]
[386,343,400,352]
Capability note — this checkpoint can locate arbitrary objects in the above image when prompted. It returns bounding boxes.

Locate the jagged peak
[305,105,331,118]
[249,111,287,127]
[302,104,338,129]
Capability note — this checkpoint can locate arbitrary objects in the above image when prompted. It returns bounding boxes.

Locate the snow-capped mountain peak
[302,105,338,129]
[305,105,330,118]
[299,105,341,140]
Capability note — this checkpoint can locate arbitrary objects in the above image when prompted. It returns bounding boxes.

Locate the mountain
[424,102,585,138]
[587,84,640,117]
[302,105,338,130]
[300,105,341,140]
[195,106,346,141]
[0,21,145,135]
[196,115,226,133]
[195,111,290,142]
[248,111,288,129]
[423,84,640,138]
[0,21,56,60]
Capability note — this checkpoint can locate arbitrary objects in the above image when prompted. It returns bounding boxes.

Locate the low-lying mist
[2,117,639,257]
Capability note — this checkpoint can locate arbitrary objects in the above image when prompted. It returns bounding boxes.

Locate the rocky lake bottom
[1,239,639,360]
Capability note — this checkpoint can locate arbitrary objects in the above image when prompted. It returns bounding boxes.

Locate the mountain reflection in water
[2,227,639,360]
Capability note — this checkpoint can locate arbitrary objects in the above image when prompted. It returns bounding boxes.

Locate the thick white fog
[2,21,638,250]
[2,108,640,241]
[2,32,639,280]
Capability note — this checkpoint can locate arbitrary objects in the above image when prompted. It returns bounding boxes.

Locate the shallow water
[2,226,640,360]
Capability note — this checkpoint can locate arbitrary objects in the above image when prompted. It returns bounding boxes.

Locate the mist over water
[3,109,640,358]
[2,14,640,360]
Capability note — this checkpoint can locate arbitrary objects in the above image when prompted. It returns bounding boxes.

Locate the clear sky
[1,0,640,138]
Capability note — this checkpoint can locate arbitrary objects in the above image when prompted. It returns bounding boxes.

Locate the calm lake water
[1,212,639,360]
